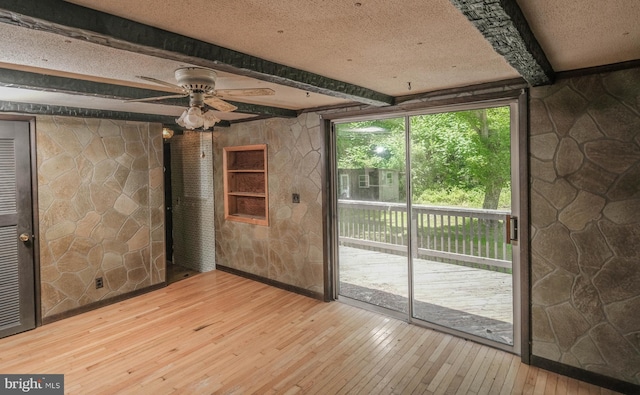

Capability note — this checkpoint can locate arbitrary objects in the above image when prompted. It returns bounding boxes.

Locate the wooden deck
[339,246,514,344]
[0,270,621,394]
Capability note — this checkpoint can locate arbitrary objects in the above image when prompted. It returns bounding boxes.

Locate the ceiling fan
[129,67,275,129]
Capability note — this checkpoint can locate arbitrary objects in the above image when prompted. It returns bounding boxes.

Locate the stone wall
[169,131,215,272]
[36,116,165,319]
[213,114,324,295]
[529,68,640,385]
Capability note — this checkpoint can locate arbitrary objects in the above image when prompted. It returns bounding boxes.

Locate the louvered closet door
[0,120,35,338]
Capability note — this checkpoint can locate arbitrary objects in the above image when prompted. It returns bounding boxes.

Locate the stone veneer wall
[213,114,324,295]
[36,116,165,319]
[529,68,640,385]
[169,131,215,272]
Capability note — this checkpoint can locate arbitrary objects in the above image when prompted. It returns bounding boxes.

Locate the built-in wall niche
[222,144,269,226]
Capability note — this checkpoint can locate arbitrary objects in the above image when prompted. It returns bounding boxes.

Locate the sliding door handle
[506,215,518,244]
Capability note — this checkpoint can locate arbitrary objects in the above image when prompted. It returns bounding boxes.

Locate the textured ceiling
[0,0,638,126]
[65,0,521,96]
[517,0,640,71]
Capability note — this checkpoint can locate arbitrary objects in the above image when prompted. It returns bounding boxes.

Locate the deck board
[339,245,513,343]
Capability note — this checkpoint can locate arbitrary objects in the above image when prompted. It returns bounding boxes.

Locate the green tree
[456,107,511,209]
[336,107,511,210]
[410,112,475,191]
[336,118,406,171]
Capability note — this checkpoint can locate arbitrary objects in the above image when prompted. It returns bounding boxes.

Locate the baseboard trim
[216,265,324,301]
[42,282,166,325]
[531,355,639,394]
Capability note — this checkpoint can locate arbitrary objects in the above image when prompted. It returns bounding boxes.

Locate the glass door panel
[336,118,408,313]
[409,107,515,346]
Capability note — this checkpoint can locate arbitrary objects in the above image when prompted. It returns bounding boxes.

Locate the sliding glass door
[334,102,520,353]
[408,107,516,349]
[335,117,408,314]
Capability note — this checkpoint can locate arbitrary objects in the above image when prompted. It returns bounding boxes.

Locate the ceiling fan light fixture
[132,67,275,121]
[176,106,220,130]
[202,109,221,129]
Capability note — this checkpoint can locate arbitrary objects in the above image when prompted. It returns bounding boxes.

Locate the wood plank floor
[0,271,621,394]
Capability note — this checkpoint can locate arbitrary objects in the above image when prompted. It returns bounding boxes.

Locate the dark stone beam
[0,100,231,128]
[449,0,554,86]
[0,100,176,123]
[0,0,393,107]
[0,68,298,118]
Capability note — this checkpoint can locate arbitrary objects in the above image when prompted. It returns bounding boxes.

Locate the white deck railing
[338,200,512,270]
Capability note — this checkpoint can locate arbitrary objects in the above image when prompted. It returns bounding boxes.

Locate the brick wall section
[169,131,215,272]
[530,68,640,385]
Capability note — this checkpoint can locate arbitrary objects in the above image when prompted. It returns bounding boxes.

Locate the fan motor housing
[175,67,217,93]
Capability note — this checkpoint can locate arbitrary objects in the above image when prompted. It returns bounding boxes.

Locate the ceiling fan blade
[215,88,276,97]
[137,76,184,92]
[124,93,188,103]
[204,96,238,112]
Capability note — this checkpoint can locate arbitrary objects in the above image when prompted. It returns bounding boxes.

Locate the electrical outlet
[292,193,300,203]
[95,277,104,289]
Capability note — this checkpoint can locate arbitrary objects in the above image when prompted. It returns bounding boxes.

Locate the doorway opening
[331,97,525,354]
[163,137,199,284]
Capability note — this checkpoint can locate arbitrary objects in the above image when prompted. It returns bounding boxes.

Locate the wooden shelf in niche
[223,144,268,226]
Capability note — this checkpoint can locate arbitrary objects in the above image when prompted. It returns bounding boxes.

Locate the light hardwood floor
[0,271,621,394]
